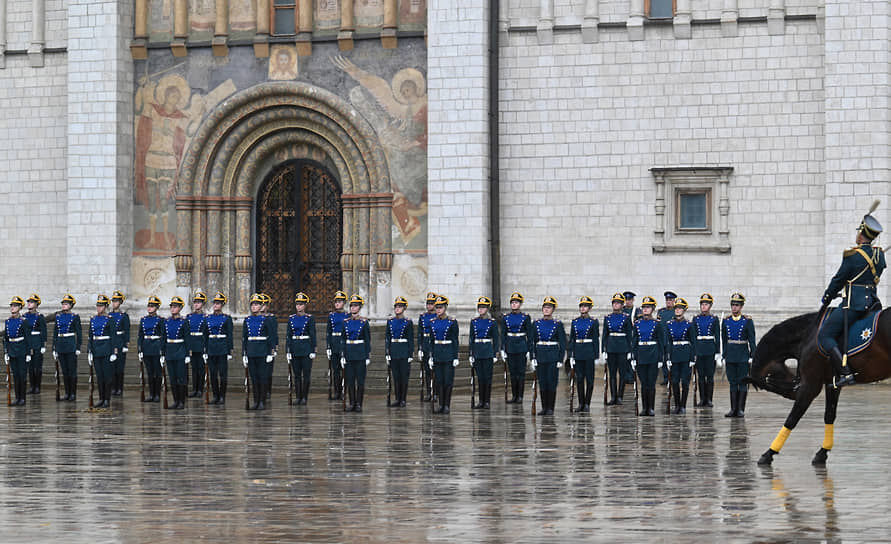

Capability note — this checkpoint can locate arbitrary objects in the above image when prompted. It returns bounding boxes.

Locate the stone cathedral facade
[0,0,888,325]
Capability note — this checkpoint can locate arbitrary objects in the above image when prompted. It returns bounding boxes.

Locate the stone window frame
[271,1,298,36]
[651,166,732,254]
[646,0,677,19]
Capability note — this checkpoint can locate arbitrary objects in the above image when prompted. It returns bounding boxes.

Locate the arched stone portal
[175,81,393,315]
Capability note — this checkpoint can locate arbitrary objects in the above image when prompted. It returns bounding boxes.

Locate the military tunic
[263,311,278,395]
[417,311,436,397]
[4,316,32,392]
[243,315,275,393]
[469,316,499,387]
[721,315,756,392]
[23,310,47,375]
[666,318,696,385]
[692,313,720,388]
[163,316,188,388]
[287,313,317,385]
[342,316,371,389]
[186,312,207,393]
[532,318,566,393]
[138,315,165,382]
[326,310,348,396]
[108,309,130,392]
[569,316,600,390]
[501,311,533,380]
[602,311,633,391]
[386,317,414,389]
[88,315,116,390]
[633,317,667,391]
[204,312,234,401]
[53,311,83,379]
[430,316,459,387]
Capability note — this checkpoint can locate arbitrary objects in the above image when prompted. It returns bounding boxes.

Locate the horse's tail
[744,371,799,401]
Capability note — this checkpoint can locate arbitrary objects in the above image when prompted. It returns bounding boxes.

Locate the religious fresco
[315,0,341,33]
[355,0,384,30]
[399,0,426,29]
[131,38,427,312]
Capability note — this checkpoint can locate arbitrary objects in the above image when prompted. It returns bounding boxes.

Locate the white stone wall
[427,0,493,311]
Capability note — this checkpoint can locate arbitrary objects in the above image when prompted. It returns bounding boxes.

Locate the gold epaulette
[743,315,752,320]
[843,246,860,257]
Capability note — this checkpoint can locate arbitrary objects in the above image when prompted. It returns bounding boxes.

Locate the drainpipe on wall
[488,0,502,315]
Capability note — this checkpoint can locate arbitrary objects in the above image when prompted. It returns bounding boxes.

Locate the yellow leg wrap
[822,423,834,451]
[770,426,792,453]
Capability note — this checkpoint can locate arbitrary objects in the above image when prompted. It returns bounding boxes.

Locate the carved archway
[175,82,393,315]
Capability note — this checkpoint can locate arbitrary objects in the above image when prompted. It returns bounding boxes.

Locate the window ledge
[653,244,731,254]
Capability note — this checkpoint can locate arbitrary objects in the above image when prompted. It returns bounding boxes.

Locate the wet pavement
[0,382,888,543]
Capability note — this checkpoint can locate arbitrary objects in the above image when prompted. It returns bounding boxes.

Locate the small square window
[272,0,297,36]
[651,167,732,254]
[677,190,710,231]
[647,0,675,19]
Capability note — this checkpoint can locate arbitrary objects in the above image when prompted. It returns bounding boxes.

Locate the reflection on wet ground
[0,383,887,542]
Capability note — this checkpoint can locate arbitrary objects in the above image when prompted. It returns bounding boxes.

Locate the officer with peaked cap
[818,200,886,388]
[88,295,117,408]
[5,296,33,405]
[501,292,533,404]
[386,296,414,407]
[287,292,317,406]
[622,291,642,321]
[138,296,165,403]
[602,292,633,406]
[657,291,677,385]
[23,294,47,394]
[691,293,720,407]
[469,296,499,409]
[53,294,83,402]
[721,293,756,417]
[108,291,130,397]
[205,292,234,404]
[417,291,437,401]
[569,295,600,412]
[326,290,349,401]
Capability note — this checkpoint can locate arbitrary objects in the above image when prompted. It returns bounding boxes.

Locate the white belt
[291,335,310,340]
[610,332,626,337]
[145,335,161,340]
[435,340,452,344]
[639,341,657,346]
[330,332,342,337]
[8,337,24,342]
[248,336,268,341]
[728,339,748,344]
[59,332,75,337]
[391,338,408,343]
[673,341,690,345]
[697,335,714,340]
[31,331,41,335]
[346,339,364,344]
[167,339,184,344]
[94,336,110,341]
[208,334,227,339]
[576,338,593,343]
[116,331,125,335]
[191,332,204,336]
[536,341,557,346]
[507,332,525,337]
[474,338,492,343]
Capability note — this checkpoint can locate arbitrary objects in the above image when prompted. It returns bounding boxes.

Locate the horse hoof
[757,449,777,466]
[812,448,829,466]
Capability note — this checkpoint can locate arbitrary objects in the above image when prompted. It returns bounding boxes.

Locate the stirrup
[833,372,855,389]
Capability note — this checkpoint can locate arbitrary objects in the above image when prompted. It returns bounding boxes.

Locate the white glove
[227,354,232,360]
[122,347,128,353]
[418,350,424,359]
[569,357,576,369]
[408,357,414,363]
[242,355,248,367]
[326,348,332,359]
[341,357,346,368]
[266,355,274,363]
[658,361,663,369]
[531,358,538,370]
[748,357,753,364]
[385,355,391,363]
[557,361,563,369]
[137,352,143,362]
[160,356,166,367]
[88,352,93,364]
[469,356,475,365]
[40,347,46,354]
[309,353,316,360]
[75,350,81,356]
[52,351,58,359]
[3,354,7,364]
[631,360,637,371]
[428,360,434,369]
[689,361,696,368]
[526,353,531,364]
[452,359,459,367]
[286,353,292,362]
[203,353,208,362]
[366,359,371,366]
[666,360,672,370]
[717,356,725,368]
[110,354,117,362]
[185,356,191,365]
[595,357,601,366]
[25,355,31,363]
[500,350,507,361]
[627,353,632,360]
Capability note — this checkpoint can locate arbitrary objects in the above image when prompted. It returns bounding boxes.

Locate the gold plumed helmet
[170,296,185,307]
[96,294,110,306]
[333,290,348,301]
[675,298,689,310]
[260,293,271,304]
[477,296,492,307]
[425,292,438,303]
[579,295,594,306]
[111,290,125,302]
[295,292,310,304]
[730,292,746,305]
[700,293,714,305]
[249,293,264,305]
[62,294,77,307]
[611,292,626,304]
[542,296,558,308]
[193,292,208,303]
[434,295,449,306]
[27,293,42,305]
[394,296,408,307]
[10,296,24,307]
[349,294,365,306]
[213,291,227,304]
[147,295,162,306]
[641,296,657,308]
[509,292,524,303]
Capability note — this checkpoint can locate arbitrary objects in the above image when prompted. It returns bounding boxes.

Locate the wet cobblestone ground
[0,382,888,542]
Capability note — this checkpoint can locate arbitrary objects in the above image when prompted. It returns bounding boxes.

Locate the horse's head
[745,312,819,400]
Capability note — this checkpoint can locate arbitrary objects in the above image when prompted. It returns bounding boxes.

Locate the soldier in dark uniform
[108,291,130,397]
[186,292,207,398]
[137,295,165,403]
[691,293,719,407]
[341,294,371,412]
[23,294,47,394]
[657,291,677,385]
[205,292,234,404]
[243,293,275,410]
[417,292,437,401]
[531,296,566,416]
[386,296,414,408]
[469,296,499,410]
[632,296,667,417]
[622,291,642,320]
[260,293,278,401]
[286,292,316,406]
[326,290,348,401]
[602,293,633,406]
[53,294,82,402]
[429,295,458,414]
[721,293,756,417]
[569,295,600,412]
[163,296,189,410]
[666,298,696,414]
[5,296,33,406]
[500,292,532,404]
[818,205,886,387]
[88,295,117,408]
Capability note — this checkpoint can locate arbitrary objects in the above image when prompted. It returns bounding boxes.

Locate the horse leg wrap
[822,423,834,451]
[770,426,792,453]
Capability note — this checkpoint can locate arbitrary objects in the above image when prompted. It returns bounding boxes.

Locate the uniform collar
[731,314,742,321]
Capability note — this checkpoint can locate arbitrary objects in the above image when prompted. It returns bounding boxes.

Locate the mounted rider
[819,200,886,388]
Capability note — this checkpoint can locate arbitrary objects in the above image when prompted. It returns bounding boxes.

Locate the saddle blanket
[817,308,883,357]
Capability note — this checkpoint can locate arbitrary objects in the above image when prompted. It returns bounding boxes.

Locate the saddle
[817,307,884,357]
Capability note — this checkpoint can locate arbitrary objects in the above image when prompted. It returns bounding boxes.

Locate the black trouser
[190,351,205,393]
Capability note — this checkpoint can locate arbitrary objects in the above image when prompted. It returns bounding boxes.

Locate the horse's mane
[748,311,821,399]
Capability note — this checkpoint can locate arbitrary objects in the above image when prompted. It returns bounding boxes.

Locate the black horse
[748,306,891,465]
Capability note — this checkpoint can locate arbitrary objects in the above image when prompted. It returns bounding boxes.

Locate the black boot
[679,384,689,414]
[166,383,177,409]
[256,383,266,411]
[639,386,648,416]
[736,389,747,417]
[400,382,409,407]
[354,385,364,412]
[482,382,491,409]
[647,390,656,416]
[111,373,121,397]
[69,377,77,402]
[143,377,154,402]
[441,385,452,414]
[210,375,220,404]
[345,385,355,412]
[705,381,714,407]
[153,377,162,402]
[219,378,227,404]
[303,379,311,405]
[584,383,593,412]
[828,347,855,388]
[671,383,681,414]
[606,376,617,405]
[516,378,525,404]
[725,389,738,417]
[616,380,625,405]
